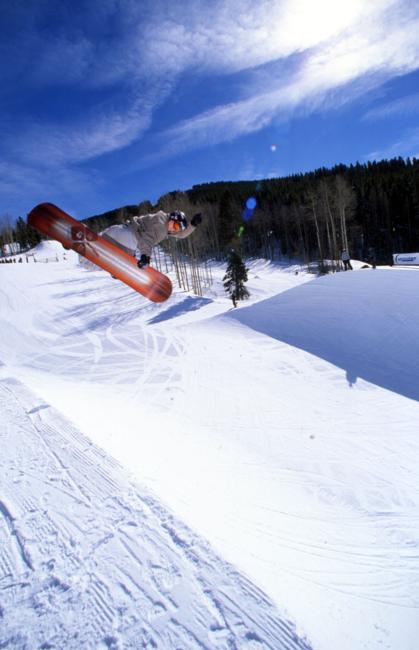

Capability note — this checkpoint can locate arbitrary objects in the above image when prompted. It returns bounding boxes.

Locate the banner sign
[393,252,419,265]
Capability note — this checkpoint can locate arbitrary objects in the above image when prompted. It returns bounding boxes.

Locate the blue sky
[1,0,419,221]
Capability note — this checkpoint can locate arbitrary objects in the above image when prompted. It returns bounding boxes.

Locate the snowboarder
[101,210,202,268]
[341,249,353,271]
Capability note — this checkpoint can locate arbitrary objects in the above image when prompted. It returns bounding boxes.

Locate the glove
[191,213,202,227]
[137,254,150,268]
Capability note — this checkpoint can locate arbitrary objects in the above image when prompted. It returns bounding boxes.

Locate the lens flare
[242,196,257,222]
[246,197,257,210]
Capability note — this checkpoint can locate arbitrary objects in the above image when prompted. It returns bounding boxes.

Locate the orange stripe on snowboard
[28,203,172,303]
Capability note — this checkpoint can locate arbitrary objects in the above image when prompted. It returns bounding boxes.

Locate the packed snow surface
[1,245,419,649]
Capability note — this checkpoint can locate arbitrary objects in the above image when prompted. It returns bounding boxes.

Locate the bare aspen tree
[293,204,309,262]
[319,180,338,260]
[277,205,293,259]
[307,190,324,260]
[151,247,160,272]
[0,214,15,246]
[205,205,221,257]
[159,231,214,297]
[186,238,201,295]
[335,176,355,252]
[323,209,333,260]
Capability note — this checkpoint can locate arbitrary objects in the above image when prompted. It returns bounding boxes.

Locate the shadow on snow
[147,296,213,324]
[227,269,419,403]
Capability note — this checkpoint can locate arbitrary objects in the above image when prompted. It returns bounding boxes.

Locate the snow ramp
[226,268,419,402]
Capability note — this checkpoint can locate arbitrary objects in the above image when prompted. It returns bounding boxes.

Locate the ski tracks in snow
[0,377,312,650]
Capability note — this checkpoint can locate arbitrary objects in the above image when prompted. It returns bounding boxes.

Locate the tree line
[4,157,419,265]
[0,216,42,255]
[84,157,419,265]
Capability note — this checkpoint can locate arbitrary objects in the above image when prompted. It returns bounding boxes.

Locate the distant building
[2,242,21,256]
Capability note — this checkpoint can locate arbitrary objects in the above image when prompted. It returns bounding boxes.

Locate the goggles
[169,220,182,232]
[169,211,187,231]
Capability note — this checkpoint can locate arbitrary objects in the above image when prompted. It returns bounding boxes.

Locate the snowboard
[27,203,172,303]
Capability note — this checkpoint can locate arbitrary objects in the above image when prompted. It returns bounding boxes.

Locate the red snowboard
[28,203,172,303]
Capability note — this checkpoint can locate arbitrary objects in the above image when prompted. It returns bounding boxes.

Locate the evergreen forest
[2,157,419,266]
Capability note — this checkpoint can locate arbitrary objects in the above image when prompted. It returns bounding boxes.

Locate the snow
[1,254,419,649]
[27,240,68,256]
[3,239,71,264]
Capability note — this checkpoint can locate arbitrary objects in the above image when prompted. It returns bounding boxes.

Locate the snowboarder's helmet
[169,210,187,231]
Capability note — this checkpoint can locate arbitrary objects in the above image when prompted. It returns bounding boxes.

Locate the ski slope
[1,242,419,649]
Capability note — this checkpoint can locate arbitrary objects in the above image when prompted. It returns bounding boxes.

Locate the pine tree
[223,250,250,307]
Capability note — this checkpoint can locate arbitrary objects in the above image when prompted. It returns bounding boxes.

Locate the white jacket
[129,211,196,257]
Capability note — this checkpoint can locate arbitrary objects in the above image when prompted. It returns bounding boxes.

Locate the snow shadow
[148,296,212,324]
[54,290,151,334]
[40,275,100,287]
[228,270,419,402]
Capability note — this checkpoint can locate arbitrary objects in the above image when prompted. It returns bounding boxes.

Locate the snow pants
[100,225,139,258]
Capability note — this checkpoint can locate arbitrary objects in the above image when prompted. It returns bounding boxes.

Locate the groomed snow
[1,251,418,649]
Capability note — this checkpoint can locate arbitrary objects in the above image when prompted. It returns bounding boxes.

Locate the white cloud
[365,126,419,160]
[30,35,93,86]
[0,160,98,216]
[363,92,419,120]
[7,98,154,167]
[7,1,416,153]
[69,0,401,93]
[134,0,394,77]
[150,0,419,158]
[2,0,419,208]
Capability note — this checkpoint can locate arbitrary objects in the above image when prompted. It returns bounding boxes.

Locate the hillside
[1,253,419,649]
[82,157,419,264]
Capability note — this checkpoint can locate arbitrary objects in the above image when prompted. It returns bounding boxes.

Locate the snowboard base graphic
[28,203,172,303]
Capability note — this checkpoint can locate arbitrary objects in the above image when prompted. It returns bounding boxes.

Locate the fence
[152,242,213,297]
[1,244,213,297]
[0,254,70,264]
[77,244,213,297]
[306,259,343,274]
